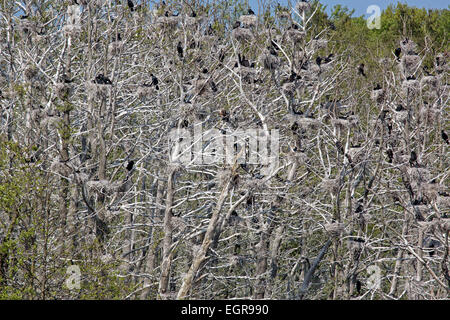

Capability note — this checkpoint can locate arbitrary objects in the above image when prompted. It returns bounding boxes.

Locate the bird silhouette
[409,150,417,166]
[127,0,134,12]
[323,53,334,63]
[177,41,183,59]
[126,160,134,171]
[238,54,250,67]
[357,63,366,77]
[210,80,218,92]
[386,149,393,163]
[150,73,159,90]
[248,8,255,15]
[442,130,449,144]
[316,56,322,66]
[395,104,404,111]
[394,47,401,60]
[233,21,241,29]
[94,74,112,85]
[373,83,381,90]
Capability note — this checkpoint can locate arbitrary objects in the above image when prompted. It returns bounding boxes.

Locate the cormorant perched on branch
[324,54,334,63]
[94,73,112,85]
[395,104,404,111]
[394,47,401,60]
[150,73,159,90]
[177,41,183,59]
[409,150,417,167]
[248,8,255,15]
[316,56,322,66]
[126,160,134,171]
[442,130,449,144]
[357,63,366,77]
[238,53,250,67]
[386,149,393,163]
[127,0,134,12]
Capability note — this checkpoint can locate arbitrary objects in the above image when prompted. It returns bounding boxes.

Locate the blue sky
[249,0,449,17]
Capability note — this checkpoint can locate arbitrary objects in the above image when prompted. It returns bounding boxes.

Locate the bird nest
[401,79,420,97]
[286,29,306,42]
[54,83,72,99]
[108,41,123,56]
[240,15,257,27]
[62,24,81,37]
[282,82,298,95]
[407,167,430,182]
[277,11,291,20]
[86,81,110,100]
[260,52,280,70]
[156,16,180,28]
[184,16,197,26]
[420,76,439,89]
[232,27,254,42]
[419,105,440,122]
[136,85,155,98]
[296,1,311,12]
[400,39,418,55]
[400,55,420,76]
[321,178,339,194]
[370,88,385,104]
[310,39,328,50]
[325,222,345,237]
[24,66,38,81]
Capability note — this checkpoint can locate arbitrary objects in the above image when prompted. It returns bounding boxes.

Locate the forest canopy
[0,0,448,300]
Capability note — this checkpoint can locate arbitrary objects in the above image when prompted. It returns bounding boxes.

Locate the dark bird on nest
[180,119,189,128]
[357,63,366,77]
[191,10,197,17]
[409,150,417,166]
[442,130,449,144]
[218,50,225,63]
[164,11,169,17]
[423,66,433,76]
[288,70,301,82]
[127,0,134,12]
[406,75,416,80]
[177,41,183,59]
[61,74,74,83]
[233,21,241,29]
[94,73,112,85]
[379,109,389,121]
[238,53,250,67]
[316,56,322,66]
[219,109,230,122]
[291,122,299,132]
[373,83,382,90]
[355,280,362,294]
[288,23,299,30]
[394,47,401,60]
[248,8,255,15]
[386,149,393,163]
[206,24,214,36]
[324,53,334,63]
[395,104,405,112]
[210,80,218,92]
[20,14,29,19]
[268,46,278,56]
[126,160,134,171]
[150,73,159,90]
